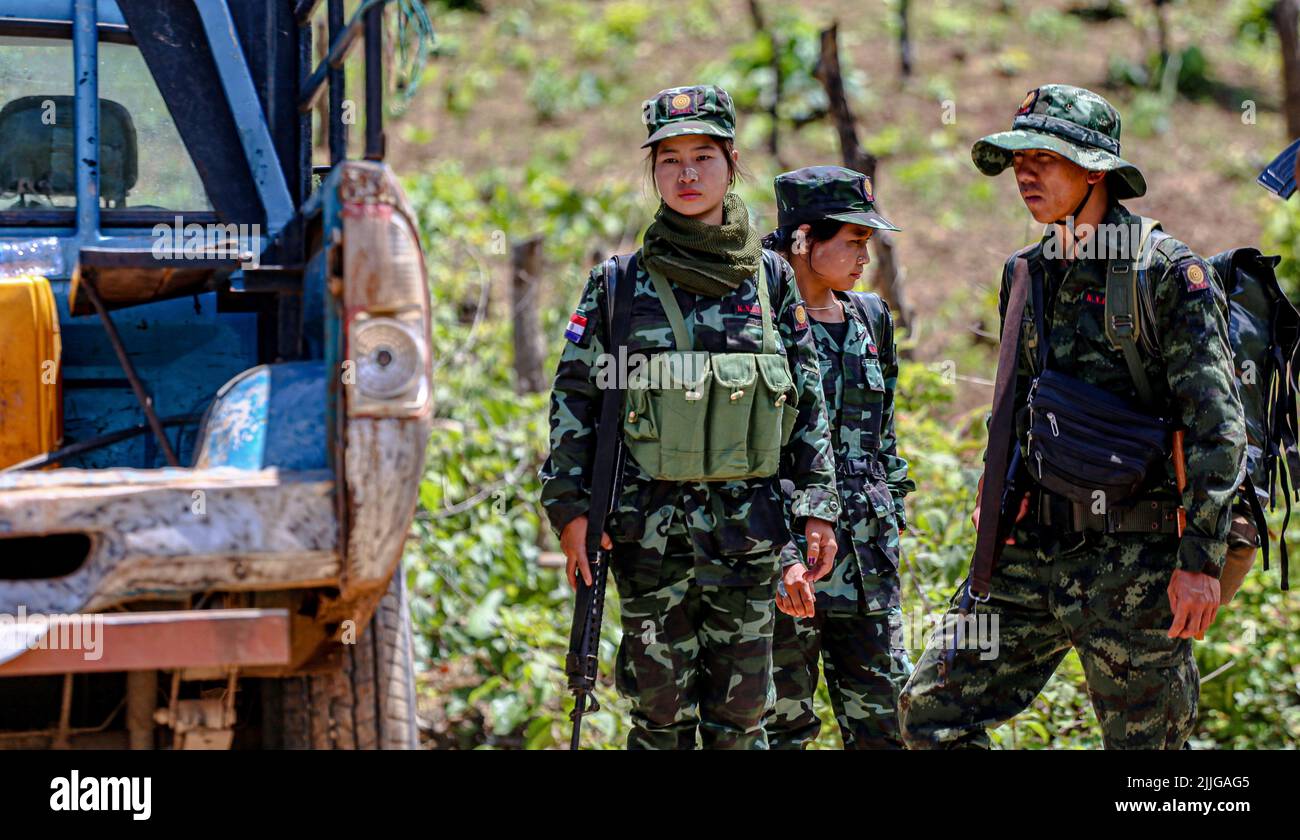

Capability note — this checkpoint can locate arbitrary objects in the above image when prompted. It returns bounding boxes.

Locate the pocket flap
[757,353,794,396]
[864,358,886,392]
[711,352,758,388]
[661,351,712,390]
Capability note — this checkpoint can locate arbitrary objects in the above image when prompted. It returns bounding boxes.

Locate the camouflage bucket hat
[774,165,900,232]
[641,85,736,148]
[972,84,1146,199]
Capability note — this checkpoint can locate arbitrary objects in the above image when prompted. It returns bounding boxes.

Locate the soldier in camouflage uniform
[759,167,915,749]
[540,86,841,749]
[899,85,1246,749]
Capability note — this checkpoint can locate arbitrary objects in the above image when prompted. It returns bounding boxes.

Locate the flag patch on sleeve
[564,312,589,343]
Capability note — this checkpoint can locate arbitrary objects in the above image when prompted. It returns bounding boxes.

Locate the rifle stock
[944,447,1026,680]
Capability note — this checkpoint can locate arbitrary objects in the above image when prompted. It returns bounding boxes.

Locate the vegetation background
[364,0,1300,748]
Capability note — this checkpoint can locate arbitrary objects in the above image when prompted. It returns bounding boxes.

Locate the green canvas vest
[622,258,799,482]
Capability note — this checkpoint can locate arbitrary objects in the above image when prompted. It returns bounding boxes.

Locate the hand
[971,473,1030,544]
[1167,569,1221,640]
[778,563,816,618]
[559,515,612,590]
[804,518,838,581]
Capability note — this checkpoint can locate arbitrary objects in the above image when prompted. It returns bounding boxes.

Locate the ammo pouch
[622,258,798,482]
[1025,364,1171,505]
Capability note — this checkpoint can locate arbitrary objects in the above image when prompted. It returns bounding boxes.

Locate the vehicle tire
[261,565,420,749]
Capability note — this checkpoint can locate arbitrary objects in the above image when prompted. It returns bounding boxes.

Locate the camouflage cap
[773,165,900,231]
[641,85,736,148]
[972,84,1146,199]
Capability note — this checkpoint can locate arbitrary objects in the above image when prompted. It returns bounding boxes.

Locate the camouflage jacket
[540,249,841,586]
[780,291,914,612]
[999,202,1246,575]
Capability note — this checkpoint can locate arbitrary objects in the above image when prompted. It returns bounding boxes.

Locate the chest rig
[621,251,799,482]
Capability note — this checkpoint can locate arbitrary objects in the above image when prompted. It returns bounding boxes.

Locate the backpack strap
[602,252,636,339]
[843,290,885,358]
[587,252,637,558]
[1105,216,1163,409]
[756,255,776,353]
[1002,244,1041,373]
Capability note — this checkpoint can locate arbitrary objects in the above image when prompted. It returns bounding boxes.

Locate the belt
[1037,491,1181,535]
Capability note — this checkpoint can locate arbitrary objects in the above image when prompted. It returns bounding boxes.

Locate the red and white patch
[564,312,588,343]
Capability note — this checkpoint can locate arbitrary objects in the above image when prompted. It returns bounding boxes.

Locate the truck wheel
[262,566,420,749]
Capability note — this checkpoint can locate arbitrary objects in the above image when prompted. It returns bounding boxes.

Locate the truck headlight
[340,164,432,418]
[352,316,423,400]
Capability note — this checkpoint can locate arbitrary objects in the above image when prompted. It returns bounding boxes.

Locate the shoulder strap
[843,290,883,353]
[646,268,691,351]
[756,255,776,353]
[586,253,637,557]
[970,250,1034,598]
[647,255,776,353]
[1105,217,1162,408]
[1010,244,1048,374]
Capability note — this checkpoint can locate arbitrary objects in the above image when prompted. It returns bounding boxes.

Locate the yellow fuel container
[0,274,62,469]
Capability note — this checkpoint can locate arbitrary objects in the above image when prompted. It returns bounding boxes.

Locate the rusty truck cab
[0,0,432,748]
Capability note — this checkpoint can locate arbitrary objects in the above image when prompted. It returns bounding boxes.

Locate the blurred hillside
[391,0,1291,368]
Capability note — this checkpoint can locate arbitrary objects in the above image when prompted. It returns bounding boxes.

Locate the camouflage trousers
[611,534,778,750]
[765,605,912,749]
[899,529,1199,750]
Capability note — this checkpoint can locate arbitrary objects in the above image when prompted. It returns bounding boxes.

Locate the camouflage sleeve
[538,268,609,539]
[774,254,841,525]
[876,303,916,529]
[1150,240,1247,577]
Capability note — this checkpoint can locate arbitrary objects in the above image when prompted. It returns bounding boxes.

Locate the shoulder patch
[792,303,809,330]
[1180,258,1211,296]
[564,310,590,345]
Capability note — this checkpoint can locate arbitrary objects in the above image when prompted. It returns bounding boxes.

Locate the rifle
[565,253,635,749]
[943,446,1027,680]
[942,251,1033,683]
[564,441,625,749]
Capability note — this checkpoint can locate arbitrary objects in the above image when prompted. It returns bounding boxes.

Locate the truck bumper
[0,608,291,676]
[0,467,338,616]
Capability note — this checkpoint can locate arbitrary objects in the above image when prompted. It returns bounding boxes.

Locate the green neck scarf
[641,192,762,297]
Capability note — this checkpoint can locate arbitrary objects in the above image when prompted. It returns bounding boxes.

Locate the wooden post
[511,235,547,395]
[748,0,783,163]
[814,23,911,331]
[1152,0,1171,69]
[898,0,913,78]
